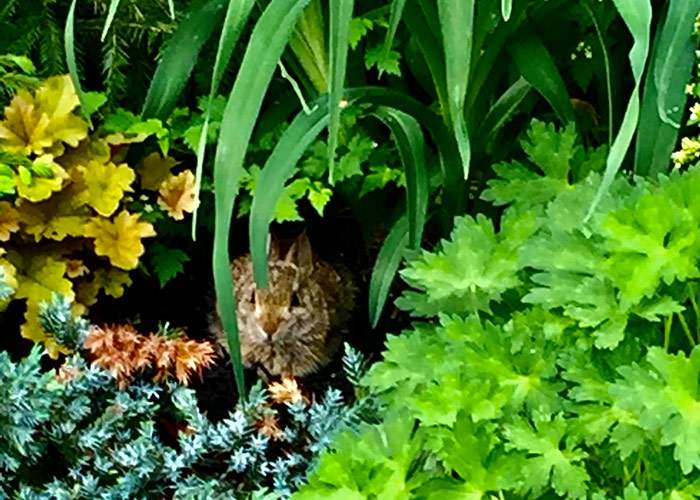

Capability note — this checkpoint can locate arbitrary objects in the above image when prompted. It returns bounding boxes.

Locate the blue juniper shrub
[0,295,371,499]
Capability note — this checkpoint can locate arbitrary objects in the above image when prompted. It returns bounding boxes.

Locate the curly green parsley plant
[295,120,700,499]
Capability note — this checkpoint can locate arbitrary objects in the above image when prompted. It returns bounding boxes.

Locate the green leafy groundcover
[294,120,700,499]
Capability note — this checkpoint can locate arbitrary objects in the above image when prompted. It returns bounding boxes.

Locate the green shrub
[295,120,700,499]
[0,296,369,499]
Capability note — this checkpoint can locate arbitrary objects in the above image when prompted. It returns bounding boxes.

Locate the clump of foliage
[0,74,195,356]
[0,295,371,499]
[83,322,216,388]
[672,16,700,168]
[0,54,38,104]
[295,120,700,498]
[169,96,405,224]
[0,0,179,106]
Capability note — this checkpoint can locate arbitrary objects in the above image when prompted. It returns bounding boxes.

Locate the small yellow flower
[85,211,156,270]
[158,170,198,220]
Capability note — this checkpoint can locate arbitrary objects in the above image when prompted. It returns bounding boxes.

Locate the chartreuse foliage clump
[294,120,700,499]
[0,75,196,356]
[0,296,370,499]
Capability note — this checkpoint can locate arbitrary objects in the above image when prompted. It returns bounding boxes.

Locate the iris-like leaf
[191,0,255,239]
[212,0,312,399]
[586,0,652,219]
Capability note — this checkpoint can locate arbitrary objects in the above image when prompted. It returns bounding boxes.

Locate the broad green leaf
[437,0,473,178]
[149,245,190,287]
[141,0,228,121]
[634,0,699,177]
[369,215,409,328]
[212,0,312,399]
[191,0,255,240]
[327,0,354,184]
[83,92,107,116]
[509,31,574,125]
[101,0,122,41]
[374,107,428,249]
[587,0,652,220]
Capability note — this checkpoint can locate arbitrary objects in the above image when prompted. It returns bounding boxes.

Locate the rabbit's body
[210,234,354,377]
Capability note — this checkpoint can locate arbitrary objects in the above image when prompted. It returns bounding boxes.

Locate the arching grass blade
[212,0,312,400]
[587,0,652,219]
[369,215,409,328]
[191,0,255,240]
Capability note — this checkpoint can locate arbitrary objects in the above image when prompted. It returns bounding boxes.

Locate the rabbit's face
[212,233,352,376]
[246,263,309,340]
[232,257,330,346]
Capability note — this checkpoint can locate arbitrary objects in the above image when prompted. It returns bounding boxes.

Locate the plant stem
[677,311,696,348]
[278,62,316,115]
[664,313,673,351]
[688,282,700,343]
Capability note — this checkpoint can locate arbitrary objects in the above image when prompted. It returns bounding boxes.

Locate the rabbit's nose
[260,320,278,337]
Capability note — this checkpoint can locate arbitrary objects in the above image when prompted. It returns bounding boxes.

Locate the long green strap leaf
[64,0,90,121]
[289,0,328,94]
[191,0,256,240]
[586,0,652,220]
[101,0,122,41]
[250,86,463,289]
[380,0,407,79]
[141,0,228,121]
[250,103,329,288]
[635,0,699,177]
[654,0,700,128]
[475,76,531,145]
[327,0,354,185]
[374,107,428,250]
[501,0,512,21]
[437,0,474,178]
[403,1,449,121]
[213,0,312,400]
[509,31,574,124]
[368,215,409,328]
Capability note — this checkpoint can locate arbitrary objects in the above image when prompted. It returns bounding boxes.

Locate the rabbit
[209,233,355,378]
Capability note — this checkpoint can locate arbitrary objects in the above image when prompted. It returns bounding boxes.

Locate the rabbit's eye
[290,293,301,307]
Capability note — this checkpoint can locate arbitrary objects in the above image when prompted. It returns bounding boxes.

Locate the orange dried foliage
[267,376,305,404]
[85,324,216,388]
[256,414,285,441]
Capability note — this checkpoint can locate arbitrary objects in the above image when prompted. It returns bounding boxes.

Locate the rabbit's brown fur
[209,233,355,377]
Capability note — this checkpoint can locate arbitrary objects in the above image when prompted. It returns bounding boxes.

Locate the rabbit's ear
[285,232,313,268]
